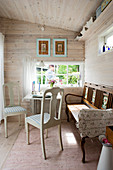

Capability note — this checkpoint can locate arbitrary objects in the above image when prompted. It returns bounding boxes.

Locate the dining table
[23,91,61,114]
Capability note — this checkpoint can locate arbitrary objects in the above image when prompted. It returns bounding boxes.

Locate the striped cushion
[26,113,50,125]
[4,106,26,114]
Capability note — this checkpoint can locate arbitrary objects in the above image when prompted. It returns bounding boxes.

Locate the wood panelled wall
[0,17,85,118]
[85,1,113,86]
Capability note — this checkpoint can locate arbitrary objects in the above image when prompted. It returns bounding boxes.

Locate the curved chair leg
[40,128,46,159]
[26,122,30,145]
[66,106,69,122]
[81,137,86,163]
[58,124,63,151]
[4,117,8,138]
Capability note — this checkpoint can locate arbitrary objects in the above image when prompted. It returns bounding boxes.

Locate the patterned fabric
[78,109,113,138]
[91,90,96,103]
[4,106,26,114]
[26,113,50,125]
[102,95,108,109]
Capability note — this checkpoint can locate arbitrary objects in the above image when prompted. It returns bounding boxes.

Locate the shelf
[78,1,113,41]
[98,48,113,56]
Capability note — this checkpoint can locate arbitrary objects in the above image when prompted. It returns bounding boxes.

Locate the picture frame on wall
[53,39,67,57]
[37,39,50,57]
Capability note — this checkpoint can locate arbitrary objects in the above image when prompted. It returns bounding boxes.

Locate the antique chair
[3,82,27,138]
[25,87,64,159]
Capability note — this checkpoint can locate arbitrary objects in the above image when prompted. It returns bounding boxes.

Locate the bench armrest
[78,109,113,138]
[65,93,83,105]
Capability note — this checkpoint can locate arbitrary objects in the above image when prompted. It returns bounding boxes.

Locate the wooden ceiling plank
[23,0,35,22]
[0,0,105,32]
[21,0,33,22]
[0,1,12,19]
[0,9,6,18]
[75,0,102,32]
[31,0,43,25]
[65,0,82,31]
[14,0,31,22]
[13,0,25,21]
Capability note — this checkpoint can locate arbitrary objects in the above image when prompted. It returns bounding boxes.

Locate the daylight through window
[36,63,82,87]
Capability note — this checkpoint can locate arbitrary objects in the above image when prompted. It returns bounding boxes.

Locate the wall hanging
[53,39,67,57]
[37,39,50,57]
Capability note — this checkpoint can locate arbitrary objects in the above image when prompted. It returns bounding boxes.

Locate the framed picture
[53,39,67,57]
[37,39,50,57]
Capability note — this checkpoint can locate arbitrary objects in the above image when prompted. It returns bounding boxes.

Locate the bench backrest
[83,82,113,109]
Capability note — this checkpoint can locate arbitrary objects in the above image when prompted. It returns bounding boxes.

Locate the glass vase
[50,83,54,88]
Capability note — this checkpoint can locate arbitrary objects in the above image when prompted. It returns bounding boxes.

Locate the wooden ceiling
[0,0,103,32]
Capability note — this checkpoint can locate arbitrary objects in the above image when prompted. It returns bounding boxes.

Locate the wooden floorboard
[0,121,24,169]
[0,120,102,170]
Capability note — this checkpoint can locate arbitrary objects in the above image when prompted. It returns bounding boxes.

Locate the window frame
[98,24,113,55]
[35,61,84,87]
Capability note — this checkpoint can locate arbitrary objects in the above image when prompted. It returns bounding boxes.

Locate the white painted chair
[3,82,27,138]
[25,87,64,159]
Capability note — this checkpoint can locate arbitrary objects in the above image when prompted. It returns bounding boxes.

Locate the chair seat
[26,113,50,125]
[4,106,26,114]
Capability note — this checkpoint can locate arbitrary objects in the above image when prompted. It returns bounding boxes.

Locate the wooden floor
[0,121,24,169]
[0,121,102,170]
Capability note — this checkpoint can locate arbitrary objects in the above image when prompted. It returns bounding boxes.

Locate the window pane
[36,63,81,86]
[42,68,48,74]
[106,35,113,46]
[68,65,79,73]
[68,75,78,84]
[56,75,67,84]
[36,67,41,74]
[55,65,67,74]
[43,75,46,84]
[36,75,41,84]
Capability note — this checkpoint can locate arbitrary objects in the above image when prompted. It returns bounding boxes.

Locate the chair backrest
[41,87,64,128]
[3,82,20,107]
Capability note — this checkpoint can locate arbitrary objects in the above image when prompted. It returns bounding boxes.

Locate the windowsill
[98,48,113,56]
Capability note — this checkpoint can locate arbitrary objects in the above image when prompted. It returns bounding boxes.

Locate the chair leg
[4,117,8,138]
[58,124,63,151]
[19,115,21,126]
[40,128,46,159]
[66,106,69,122]
[46,129,48,138]
[81,137,86,163]
[26,122,30,145]
[25,113,27,119]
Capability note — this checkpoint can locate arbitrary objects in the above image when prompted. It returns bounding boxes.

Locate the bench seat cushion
[78,109,113,138]
[67,104,89,122]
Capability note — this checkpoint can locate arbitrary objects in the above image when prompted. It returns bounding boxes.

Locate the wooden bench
[65,82,113,163]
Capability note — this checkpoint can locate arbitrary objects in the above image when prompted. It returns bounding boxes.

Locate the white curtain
[0,33,4,122]
[23,57,36,97]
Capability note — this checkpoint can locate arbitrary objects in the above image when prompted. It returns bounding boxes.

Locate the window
[105,33,113,50]
[99,25,113,54]
[35,62,83,87]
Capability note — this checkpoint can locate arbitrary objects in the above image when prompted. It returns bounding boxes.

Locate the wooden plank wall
[85,1,113,86]
[0,17,85,119]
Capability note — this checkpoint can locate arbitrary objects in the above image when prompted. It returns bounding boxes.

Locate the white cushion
[26,113,50,125]
[4,106,26,114]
